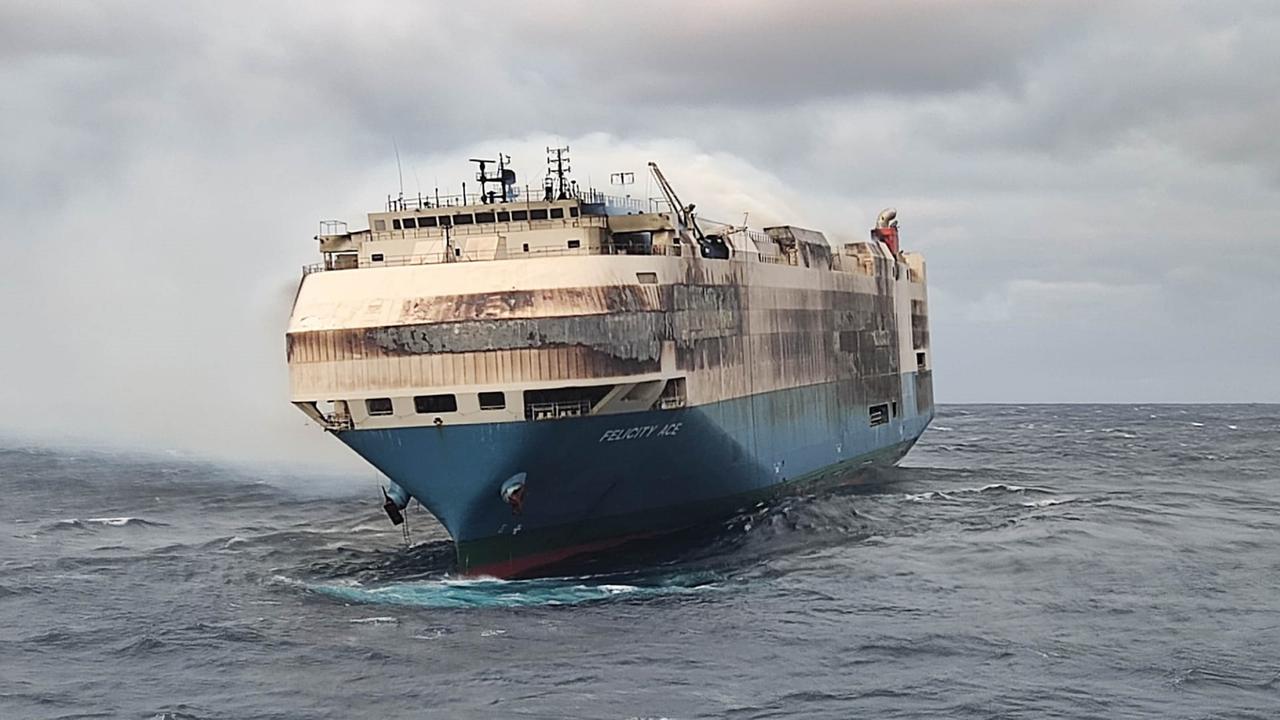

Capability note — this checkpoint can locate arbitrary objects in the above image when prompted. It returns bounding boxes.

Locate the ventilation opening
[366,398,393,416]
[868,403,890,427]
[478,391,506,410]
[567,239,581,249]
[636,271,658,284]
[916,351,927,368]
[892,401,899,417]
[656,377,687,410]
[524,385,613,420]
[414,394,457,414]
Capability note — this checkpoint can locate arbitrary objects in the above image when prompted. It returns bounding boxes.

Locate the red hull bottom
[462,531,661,579]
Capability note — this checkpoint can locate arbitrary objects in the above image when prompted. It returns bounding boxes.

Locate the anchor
[381,481,411,525]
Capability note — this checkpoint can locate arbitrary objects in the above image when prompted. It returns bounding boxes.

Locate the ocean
[1,405,1277,719]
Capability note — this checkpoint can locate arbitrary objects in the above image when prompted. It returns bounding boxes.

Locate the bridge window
[437,215,452,227]
[414,394,457,414]
[475,211,496,224]
[478,391,506,410]
[569,206,580,218]
[530,209,549,220]
[497,211,511,222]
[511,210,528,221]
[550,208,564,219]
[567,239,581,249]
[366,398,393,416]
[418,216,438,227]
[401,217,416,229]
[392,219,402,230]
[453,213,474,226]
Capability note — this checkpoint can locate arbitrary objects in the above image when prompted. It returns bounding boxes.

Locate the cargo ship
[286,151,934,578]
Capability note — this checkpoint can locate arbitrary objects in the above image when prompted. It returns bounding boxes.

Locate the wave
[42,516,169,532]
[280,571,721,610]
[85,516,168,527]
[1022,497,1077,508]
[905,483,1054,501]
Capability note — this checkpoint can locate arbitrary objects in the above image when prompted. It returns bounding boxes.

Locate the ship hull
[337,375,932,577]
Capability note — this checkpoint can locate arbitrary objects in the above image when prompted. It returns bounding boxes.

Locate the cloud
[0,0,1277,467]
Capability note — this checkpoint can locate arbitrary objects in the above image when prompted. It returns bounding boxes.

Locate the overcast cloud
[1,0,1276,470]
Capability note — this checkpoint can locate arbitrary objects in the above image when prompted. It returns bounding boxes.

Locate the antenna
[392,138,404,200]
[546,145,571,200]
[471,153,515,204]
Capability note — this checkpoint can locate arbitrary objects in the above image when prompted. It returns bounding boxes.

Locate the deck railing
[386,187,662,214]
[525,400,593,421]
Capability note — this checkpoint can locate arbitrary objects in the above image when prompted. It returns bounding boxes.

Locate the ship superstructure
[287,151,933,577]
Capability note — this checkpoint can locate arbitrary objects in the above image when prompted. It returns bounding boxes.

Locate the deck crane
[647,162,730,259]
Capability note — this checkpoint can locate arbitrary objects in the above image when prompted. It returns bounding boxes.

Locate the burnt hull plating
[338,376,933,577]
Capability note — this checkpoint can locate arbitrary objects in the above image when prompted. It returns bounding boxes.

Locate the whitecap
[904,491,951,501]
[85,517,135,526]
[1190,422,1205,427]
[349,616,399,625]
[1023,498,1073,508]
[300,573,718,610]
[597,584,639,595]
[968,483,1053,494]
[480,628,506,637]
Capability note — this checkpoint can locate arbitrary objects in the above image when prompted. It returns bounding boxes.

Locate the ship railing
[321,413,353,431]
[300,242,686,274]
[728,247,788,265]
[525,400,593,421]
[303,244,789,275]
[386,186,664,214]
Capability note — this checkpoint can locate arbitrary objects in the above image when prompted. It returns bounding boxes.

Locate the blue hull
[337,375,932,576]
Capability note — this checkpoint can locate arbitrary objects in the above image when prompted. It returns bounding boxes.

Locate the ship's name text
[598,423,682,443]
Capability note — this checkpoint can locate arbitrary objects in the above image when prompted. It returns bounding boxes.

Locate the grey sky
[1,0,1276,469]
